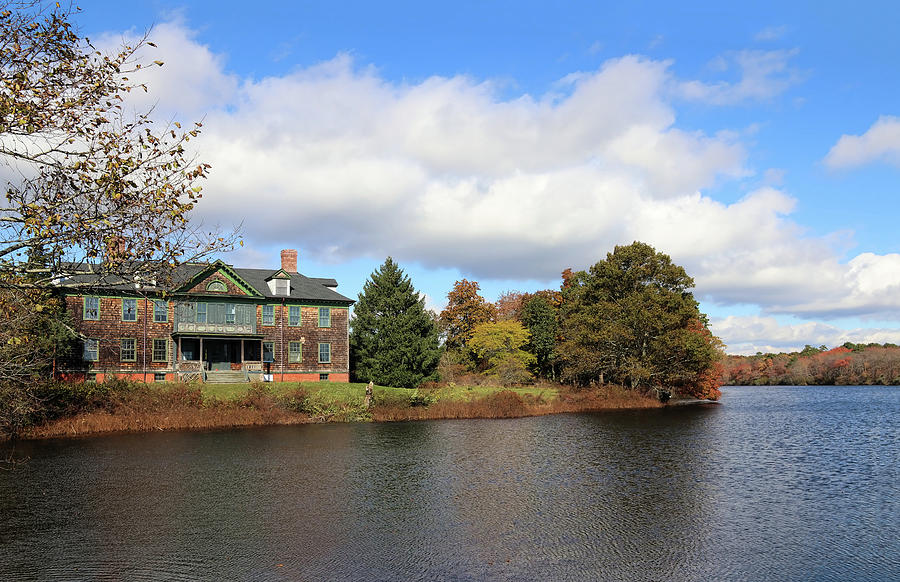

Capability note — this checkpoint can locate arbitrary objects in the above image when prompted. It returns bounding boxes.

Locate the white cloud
[754,25,788,42]
[824,116,900,169]
[711,315,900,355]
[678,49,802,105]
[104,21,900,325]
[95,20,239,119]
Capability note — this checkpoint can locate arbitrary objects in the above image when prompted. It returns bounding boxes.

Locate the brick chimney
[281,249,298,273]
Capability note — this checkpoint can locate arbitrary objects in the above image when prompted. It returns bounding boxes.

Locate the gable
[174,261,262,297]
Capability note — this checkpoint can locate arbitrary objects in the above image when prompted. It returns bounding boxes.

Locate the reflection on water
[1,386,898,581]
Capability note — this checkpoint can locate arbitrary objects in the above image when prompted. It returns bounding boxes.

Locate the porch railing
[177,360,205,383]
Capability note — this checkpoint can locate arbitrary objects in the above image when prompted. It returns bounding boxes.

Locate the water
[1,386,898,581]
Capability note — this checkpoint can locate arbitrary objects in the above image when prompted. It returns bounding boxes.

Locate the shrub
[236,382,276,411]
[277,387,309,413]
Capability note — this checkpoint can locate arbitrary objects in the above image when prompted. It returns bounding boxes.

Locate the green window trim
[289,341,303,363]
[152,338,169,362]
[122,298,137,322]
[289,305,301,327]
[120,338,136,362]
[318,307,331,328]
[263,341,275,363]
[153,300,168,323]
[318,342,331,364]
[83,296,100,321]
[262,304,275,326]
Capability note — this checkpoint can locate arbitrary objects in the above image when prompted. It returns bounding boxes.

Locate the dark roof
[58,261,354,305]
[231,268,353,304]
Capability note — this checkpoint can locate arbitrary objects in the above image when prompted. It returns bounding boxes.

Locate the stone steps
[205,370,248,383]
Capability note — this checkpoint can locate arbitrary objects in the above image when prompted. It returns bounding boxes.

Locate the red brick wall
[64,295,174,373]
[63,295,351,381]
[256,305,349,374]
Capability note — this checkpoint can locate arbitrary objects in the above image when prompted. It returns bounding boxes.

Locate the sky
[71,0,900,355]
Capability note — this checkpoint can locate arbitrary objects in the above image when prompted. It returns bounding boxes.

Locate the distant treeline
[720,343,900,386]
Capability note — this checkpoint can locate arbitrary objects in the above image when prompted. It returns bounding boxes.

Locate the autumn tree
[1,2,235,294]
[0,2,234,429]
[469,320,535,386]
[558,242,723,399]
[350,258,441,389]
[494,290,526,321]
[439,279,496,351]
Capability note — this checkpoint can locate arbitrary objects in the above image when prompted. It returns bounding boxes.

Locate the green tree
[469,320,535,386]
[520,294,559,379]
[350,257,441,389]
[558,241,723,399]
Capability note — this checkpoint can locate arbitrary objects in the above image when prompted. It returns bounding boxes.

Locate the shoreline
[6,385,674,442]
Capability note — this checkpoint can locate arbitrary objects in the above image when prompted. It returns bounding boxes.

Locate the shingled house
[60,250,354,383]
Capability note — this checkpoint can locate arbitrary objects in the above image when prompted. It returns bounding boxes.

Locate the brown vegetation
[371,385,661,422]
[8,380,664,441]
[20,383,312,440]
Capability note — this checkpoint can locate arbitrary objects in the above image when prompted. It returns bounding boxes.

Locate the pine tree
[350,258,441,388]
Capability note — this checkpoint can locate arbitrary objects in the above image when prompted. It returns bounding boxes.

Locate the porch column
[200,337,204,370]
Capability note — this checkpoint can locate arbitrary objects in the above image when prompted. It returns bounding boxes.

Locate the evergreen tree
[521,294,559,379]
[350,258,441,388]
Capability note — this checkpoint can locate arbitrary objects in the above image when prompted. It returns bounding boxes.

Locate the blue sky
[76,1,900,354]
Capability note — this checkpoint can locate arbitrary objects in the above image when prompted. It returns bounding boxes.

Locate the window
[122,298,137,321]
[244,342,261,361]
[262,305,274,326]
[275,278,289,296]
[263,342,275,363]
[120,339,136,362]
[289,341,302,363]
[318,307,331,328]
[319,373,329,382]
[153,300,168,323]
[83,339,99,362]
[225,303,236,324]
[152,339,168,362]
[207,280,227,292]
[289,305,301,326]
[318,342,331,363]
[154,372,166,382]
[180,338,199,361]
[83,296,100,320]
[197,302,207,323]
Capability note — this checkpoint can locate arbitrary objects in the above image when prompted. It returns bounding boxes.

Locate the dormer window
[267,275,290,296]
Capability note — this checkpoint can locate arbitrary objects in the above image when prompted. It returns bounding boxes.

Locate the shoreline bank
[4,381,674,442]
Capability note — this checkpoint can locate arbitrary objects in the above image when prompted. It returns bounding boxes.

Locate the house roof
[58,261,354,305]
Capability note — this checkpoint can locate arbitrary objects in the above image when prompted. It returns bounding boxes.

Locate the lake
[1,386,898,581]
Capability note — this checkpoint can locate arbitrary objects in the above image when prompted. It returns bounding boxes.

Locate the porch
[175,336,271,383]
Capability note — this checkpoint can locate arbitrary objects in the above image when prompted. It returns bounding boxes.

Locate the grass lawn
[197,381,415,403]
[190,380,556,406]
